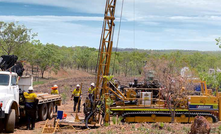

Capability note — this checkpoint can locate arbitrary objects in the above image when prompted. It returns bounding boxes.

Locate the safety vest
[51,90,59,95]
[88,87,95,94]
[72,89,82,97]
[23,92,37,103]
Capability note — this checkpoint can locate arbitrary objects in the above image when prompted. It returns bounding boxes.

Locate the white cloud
[0,15,103,22]
[0,1,221,50]
[0,0,106,14]
[1,0,221,16]
[1,0,221,27]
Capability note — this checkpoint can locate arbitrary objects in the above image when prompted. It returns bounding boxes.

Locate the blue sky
[0,0,221,51]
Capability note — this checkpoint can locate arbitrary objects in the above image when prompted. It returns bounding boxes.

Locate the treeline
[1,21,221,84]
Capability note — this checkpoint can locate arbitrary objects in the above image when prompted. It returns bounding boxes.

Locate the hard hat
[91,83,95,87]
[28,86,34,91]
[51,85,58,90]
[76,84,80,87]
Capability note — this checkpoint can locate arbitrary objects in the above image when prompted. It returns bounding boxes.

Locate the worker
[88,83,96,110]
[51,85,59,112]
[71,84,82,112]
[88,83,95,99]
[23,86,37,130]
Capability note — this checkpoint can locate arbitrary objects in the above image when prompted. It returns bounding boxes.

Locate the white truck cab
[0,71,20,133]
[0,71,61,133]
[0,55,61,133]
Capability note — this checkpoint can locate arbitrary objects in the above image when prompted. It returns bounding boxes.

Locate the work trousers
[73,97,81,112]
[89,94,94,110]
[25,103,36,130]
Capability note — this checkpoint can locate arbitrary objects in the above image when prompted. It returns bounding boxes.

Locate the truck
[0,56,61,133]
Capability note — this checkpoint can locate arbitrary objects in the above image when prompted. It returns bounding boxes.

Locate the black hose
[85,100,105,128]
[85,108,97,129]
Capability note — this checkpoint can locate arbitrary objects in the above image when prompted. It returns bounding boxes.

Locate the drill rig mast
[84,0,117,126]
[95,0,117,100]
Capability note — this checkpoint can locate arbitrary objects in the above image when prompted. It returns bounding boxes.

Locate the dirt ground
[9,69,221,134]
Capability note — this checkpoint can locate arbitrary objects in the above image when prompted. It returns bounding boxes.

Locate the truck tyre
[47,103,54,119]
[5,109,15,133]
[0,119,4,132]
[38,104,48,121]
[35,110,38,120]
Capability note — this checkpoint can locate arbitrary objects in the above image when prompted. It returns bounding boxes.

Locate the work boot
[31,123,35,130]
[26,126,30,130]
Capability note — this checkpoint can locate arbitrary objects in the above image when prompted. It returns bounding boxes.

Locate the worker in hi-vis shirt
[71,84,82,112]
[23,86,37,130]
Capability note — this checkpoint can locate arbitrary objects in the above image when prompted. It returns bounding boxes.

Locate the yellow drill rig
[83,0,221,127]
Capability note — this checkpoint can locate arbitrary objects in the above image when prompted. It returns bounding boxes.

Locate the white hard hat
[91,83,95,87]
[54,85,58,88]
[28,86,34,91]
[76,84,80,87]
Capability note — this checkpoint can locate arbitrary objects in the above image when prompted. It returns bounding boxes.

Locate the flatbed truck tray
[36,93,61,104]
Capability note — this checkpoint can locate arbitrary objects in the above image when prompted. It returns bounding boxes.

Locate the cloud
[1,0,221,17]
[1,15,220,51]
[1,0,221,26]
[0,1,221,51]
[0,0,106,14]
[0,15,103,22]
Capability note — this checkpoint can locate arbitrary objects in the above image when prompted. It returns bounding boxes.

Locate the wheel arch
[5,100,19,117]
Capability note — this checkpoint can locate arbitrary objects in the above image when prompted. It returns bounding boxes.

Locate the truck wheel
[47,103,54,119]
[5,109,15,133]
[36,110,38,120]
[38,104,48,121]
[0,119,4,132]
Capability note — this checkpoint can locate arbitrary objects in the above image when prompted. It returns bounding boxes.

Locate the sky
[0,0,221,51]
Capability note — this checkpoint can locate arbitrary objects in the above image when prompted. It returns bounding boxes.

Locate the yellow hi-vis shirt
[51,90,59,95]
[23,92,37,103]
[88,87,96,94]
[72,89,82,97]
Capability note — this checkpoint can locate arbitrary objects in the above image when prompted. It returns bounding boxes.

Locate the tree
[73,46,97,71]
[215,37,221,48]
[145,54,189,123]
[36,43,61,78]
[59,46,75,69]
[118,52,131,77]
[0,22,36,55]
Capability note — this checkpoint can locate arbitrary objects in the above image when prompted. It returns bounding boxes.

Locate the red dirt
[12,69,221,134]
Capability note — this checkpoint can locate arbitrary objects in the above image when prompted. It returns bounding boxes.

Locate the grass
[104,122,109,127]
[159,122,164,129]
[131,124,135,131]
[107,130,113,134]
[33,81,45,86]
[61,85,69,104]
[167,126,171,132]
[151,123,156,128]
[96,130,101,134]
[182,126,190,133]
[219,125,221,131]
[112,116,117,125]
[210,127,217,133]
[117,116,123,125]
[216,125,221,133]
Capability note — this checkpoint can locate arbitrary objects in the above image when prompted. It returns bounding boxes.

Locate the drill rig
[84,0,221,126]
[109,78,220,123]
